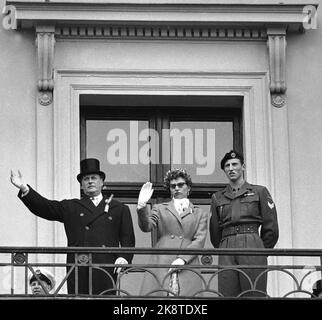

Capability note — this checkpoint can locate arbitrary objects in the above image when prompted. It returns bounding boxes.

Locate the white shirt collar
[173,198,189,214]
[90,193,103,205]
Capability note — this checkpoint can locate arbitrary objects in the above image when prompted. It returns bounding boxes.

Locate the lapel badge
[104,194,114,213]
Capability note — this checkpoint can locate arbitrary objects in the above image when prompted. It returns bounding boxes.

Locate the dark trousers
[218,233,268,297]
[66,265,118,295]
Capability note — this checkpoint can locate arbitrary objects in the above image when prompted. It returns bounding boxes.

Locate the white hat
[312,279,322,294]
[29,268,55,291]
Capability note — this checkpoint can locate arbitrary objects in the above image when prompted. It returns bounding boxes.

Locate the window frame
[80,96,243,202]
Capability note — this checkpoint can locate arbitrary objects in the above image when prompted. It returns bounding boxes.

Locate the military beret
[220,150,244,170]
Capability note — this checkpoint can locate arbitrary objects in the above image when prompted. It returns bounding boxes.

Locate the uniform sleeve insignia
[267,201,275,209]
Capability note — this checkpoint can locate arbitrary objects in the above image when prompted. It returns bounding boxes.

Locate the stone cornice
[2,1,319,32]
[2,1,319,106]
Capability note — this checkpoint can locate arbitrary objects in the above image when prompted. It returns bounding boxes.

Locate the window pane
[86,120,150,182]
[169,121,233,183]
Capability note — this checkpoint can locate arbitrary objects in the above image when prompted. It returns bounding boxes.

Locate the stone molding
[51,69,293,295]
[55,25,268,41]
[2,1,319,105]
[2,1,318,31]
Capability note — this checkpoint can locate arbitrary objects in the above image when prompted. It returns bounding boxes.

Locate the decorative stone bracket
[267,27,287,108]
[36,26,55,106]
[2,6,55,105]
[2,4,16,29]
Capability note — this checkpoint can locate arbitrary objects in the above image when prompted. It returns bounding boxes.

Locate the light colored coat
[137,200,208,296]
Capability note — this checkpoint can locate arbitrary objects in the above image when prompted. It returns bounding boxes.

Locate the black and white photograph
[0,0,321,313]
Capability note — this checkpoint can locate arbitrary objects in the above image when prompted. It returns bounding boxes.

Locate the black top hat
[220,150,244,170]
[77,158,106,183]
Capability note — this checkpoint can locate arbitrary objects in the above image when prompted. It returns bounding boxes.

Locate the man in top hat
[29,268,55,295]
[10,158,135,295]
[209,150,279,297]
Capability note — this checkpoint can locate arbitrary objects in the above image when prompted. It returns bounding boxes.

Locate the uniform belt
[222,224,259,237]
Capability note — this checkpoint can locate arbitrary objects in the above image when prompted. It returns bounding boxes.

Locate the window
[80,95,243,202]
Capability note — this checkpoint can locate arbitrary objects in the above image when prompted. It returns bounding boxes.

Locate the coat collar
[164,199,195,223]
[223,181,253,199]
[180,201,195,219]
[79,195,101,212]
[79,194,117,225]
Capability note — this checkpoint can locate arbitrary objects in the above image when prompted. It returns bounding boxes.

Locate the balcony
[0,247,321,301]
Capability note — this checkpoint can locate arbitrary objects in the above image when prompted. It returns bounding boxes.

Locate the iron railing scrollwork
[0,247,321,299]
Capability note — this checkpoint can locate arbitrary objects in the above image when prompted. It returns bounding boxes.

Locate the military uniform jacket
[18,186,135,263]
[209,182,279,249]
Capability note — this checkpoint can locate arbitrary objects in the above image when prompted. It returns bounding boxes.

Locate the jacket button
[102,244,106,247]
[179,236,183,239]
[80,213,84,217]
[170,235,175,239]
[85,226,89,230]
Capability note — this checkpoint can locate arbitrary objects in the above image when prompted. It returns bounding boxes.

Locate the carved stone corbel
[36,26,56,105]
[267,27,287,108]
[2,5,17,30]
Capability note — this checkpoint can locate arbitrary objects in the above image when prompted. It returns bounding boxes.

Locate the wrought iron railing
[0,247,321,299]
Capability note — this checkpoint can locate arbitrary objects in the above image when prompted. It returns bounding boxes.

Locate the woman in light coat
[136,168,208,296]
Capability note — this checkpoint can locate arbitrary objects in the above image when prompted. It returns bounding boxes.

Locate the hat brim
[77,171,106,183]
[29,274,54,290]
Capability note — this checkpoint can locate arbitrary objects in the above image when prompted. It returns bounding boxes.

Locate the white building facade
[0,0,321,297]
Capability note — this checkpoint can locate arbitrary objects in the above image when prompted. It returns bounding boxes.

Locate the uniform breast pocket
[215,199,231,221]
[240,194,260,216]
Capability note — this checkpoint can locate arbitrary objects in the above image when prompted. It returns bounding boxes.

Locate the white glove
[168,258,185,274]
[114,257,128,274]
[137,182,154,208]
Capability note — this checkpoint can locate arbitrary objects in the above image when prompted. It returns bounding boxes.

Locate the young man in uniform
[209,150,279,297]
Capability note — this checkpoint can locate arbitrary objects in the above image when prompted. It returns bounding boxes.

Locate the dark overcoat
[18,186,135,295]
[137,200,208,297]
